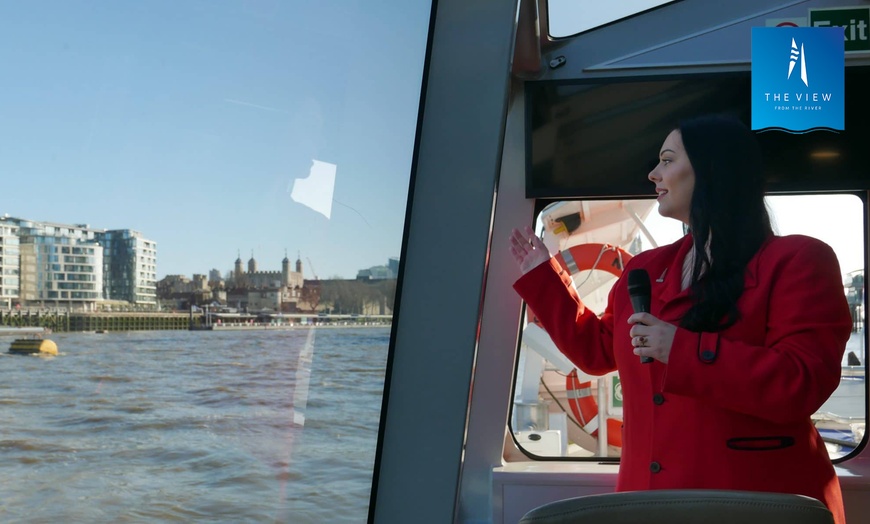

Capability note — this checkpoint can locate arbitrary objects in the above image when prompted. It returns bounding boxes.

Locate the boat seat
[518,489,834,524]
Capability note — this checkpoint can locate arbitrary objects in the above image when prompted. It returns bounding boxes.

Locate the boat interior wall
[538,0,869,77]
[369,1,520,523]
[512,0,542,79]
[511,0,573,79]
[578,2,811,73]
[455,76,538,524]
[526,67,870,199]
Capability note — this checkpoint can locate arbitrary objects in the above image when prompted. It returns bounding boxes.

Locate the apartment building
[99,229,158,307]
[0,218,21,309]
[1,217,157,310]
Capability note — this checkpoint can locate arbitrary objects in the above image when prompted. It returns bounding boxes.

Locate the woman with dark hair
[509,114,851,523]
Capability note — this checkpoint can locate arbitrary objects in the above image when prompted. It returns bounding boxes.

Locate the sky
[0,1,431,280]
[548,0,674,37]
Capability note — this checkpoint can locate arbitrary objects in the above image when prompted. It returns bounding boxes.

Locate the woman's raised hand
[509,226,552,275]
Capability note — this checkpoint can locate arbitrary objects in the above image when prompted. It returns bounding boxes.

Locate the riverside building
[0,218,21,309]
[0,216,157,311]
[99,229,158,307]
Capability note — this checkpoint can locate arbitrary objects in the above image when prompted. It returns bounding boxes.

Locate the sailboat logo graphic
[751,26,844,131]
[787,38,809,87]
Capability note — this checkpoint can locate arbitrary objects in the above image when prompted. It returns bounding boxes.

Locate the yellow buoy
[8,338,58,356]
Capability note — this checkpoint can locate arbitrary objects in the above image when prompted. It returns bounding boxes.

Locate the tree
[374,279,397,313]
[316,278,397,315]
[300,281,322,312]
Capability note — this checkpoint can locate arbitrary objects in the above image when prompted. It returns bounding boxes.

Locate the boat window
[510,194,866,461]
[547,0,677,38]
[0,1,429,521]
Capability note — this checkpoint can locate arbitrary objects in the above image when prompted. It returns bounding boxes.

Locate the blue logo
[752,27,844,132]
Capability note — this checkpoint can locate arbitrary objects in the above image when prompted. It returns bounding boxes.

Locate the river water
[0,327,390,523]
[1,327,864,522]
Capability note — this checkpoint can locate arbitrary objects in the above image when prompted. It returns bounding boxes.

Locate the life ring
[554,242,628,279]
[566,369,623,448]
[525,243,630,322]
[528,242,631,450]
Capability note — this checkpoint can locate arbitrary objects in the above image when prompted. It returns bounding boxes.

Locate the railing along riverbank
[1,309,71,332]
[0,310,391,333]
[0,310,192,332]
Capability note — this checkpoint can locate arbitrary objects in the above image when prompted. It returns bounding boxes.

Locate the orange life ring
[525,243,629,323]
[554,242,628,279]
[566,369,623,448]
[529,242,631,450]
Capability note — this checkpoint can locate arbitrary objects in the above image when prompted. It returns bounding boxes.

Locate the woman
[509,114,852,523]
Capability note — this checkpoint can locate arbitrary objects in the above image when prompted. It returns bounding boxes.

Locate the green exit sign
[810,7,870,52]
[611,376,622,409]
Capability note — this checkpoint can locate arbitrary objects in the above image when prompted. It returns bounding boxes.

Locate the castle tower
[296,252,303,275]
[234,250,243,282]
[248,250,258,273]
[282,250,291,286]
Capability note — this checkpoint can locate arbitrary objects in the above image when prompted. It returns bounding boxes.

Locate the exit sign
[810,6,870,52]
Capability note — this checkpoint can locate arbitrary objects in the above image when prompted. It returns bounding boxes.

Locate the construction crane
[306,257,319,280]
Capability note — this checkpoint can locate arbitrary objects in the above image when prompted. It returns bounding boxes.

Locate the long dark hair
[677,114,773,332]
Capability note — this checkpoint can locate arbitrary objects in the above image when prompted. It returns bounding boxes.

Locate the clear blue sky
[0,1,431,280]
[548,0,673,37]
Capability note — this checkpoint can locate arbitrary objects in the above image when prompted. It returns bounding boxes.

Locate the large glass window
[511,194,866,461]
[547,0,676,38]
[0,1,428,521]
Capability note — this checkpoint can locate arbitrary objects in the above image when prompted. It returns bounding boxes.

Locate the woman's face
[648,129,695,224]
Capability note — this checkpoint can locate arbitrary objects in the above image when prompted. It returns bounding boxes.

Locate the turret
[248,250,257,273]
[234,250,243,282]
[283,250,291,285]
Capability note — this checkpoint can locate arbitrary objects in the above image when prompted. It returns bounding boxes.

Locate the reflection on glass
[0,1,429,521]
[290,160,337,219]
[512,195,866,461]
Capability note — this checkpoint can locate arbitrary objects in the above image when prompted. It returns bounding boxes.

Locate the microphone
[627,269,653,364]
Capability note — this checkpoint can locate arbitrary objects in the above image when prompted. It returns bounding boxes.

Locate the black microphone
[627,269,653,364]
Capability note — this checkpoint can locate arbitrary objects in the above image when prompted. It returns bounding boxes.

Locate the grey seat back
[518,490,834,524]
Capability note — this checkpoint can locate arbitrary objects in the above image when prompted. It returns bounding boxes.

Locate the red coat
[514,234,852,523]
